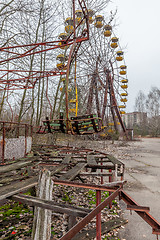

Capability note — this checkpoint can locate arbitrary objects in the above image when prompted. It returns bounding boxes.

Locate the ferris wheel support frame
[108,74,118,133]
[85,65,128,137]
[64,0,89,133]
[101,69,109,122]
[95,59,101,120]
[108,74,128,139]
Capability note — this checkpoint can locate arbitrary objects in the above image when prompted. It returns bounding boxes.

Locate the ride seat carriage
[37,114,102,135]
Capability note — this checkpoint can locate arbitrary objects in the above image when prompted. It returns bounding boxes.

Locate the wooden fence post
[32,169,53,240]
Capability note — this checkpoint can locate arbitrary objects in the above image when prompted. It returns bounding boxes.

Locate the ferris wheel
[76,12,128,135]
[52,7,128,136]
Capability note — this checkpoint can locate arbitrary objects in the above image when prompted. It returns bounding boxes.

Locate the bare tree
[0,0,111,125]
[134,87,160,136]
[146,87,160,136]
[134,90,146,113]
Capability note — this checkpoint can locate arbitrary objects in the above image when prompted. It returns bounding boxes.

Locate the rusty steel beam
[0,37,88,64]
[65,40,76,132]
[59,0,89,43]
[78,0,89,40]
[127,205,150,212]
[153,229,160,235]
[64,0,89,130]
[101,72,109,121]
[65,0,89,132]
[121,190,160,234]
[53,179,125,192]
[59,187,121,240]
[0,69,65,74]
[0,69,66,90]
[0,0,90,66]
[73,0,76,39]
[0,69,65,80]
[96,190,101,240]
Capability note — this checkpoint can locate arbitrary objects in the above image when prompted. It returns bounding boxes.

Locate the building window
[134,113,137,124]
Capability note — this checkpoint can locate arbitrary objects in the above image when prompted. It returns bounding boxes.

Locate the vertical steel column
[96,190,101,240]
[65,42,76,132]
[101,71,109,121]
[2,122,5,164]
[109,169,112,209]
[65,0,75,133]
[73,0,76,39]
[74,57,78,116]
[109,169,112,182]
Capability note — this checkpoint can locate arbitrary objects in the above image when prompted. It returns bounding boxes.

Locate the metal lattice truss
[0,69,66,90]
[0,0,89,91]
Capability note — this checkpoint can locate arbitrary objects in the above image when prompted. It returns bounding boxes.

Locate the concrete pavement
[119,138,160,240]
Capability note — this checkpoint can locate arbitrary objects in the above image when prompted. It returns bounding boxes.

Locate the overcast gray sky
[108,0,160,112]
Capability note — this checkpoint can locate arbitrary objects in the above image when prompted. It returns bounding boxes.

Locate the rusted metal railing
[0,121,32,164]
